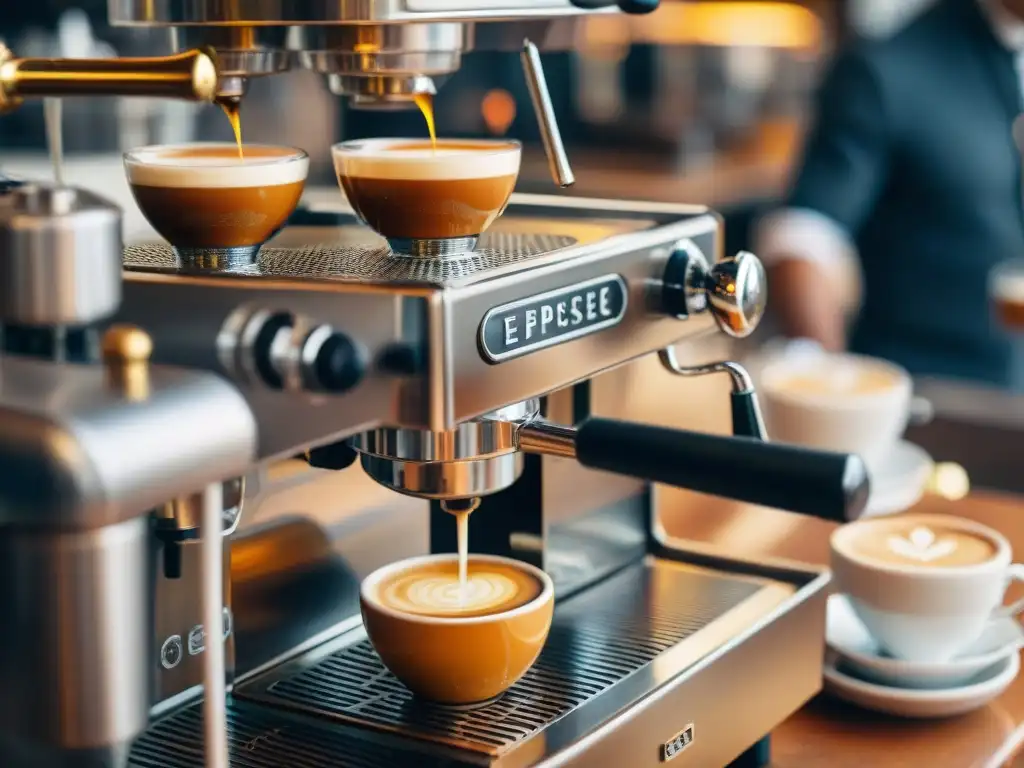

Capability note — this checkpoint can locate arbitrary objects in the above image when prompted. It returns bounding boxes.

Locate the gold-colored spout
[0,45,219,113]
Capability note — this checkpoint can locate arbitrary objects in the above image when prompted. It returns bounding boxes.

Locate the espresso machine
[0,1,872,766]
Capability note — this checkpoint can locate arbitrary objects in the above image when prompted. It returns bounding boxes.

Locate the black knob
[568,0,659,12]
[253,312,292,390]
[312,332,365,393]
[618,0,659,13]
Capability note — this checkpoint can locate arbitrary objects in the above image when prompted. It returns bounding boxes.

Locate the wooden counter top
[659,491,1024,768]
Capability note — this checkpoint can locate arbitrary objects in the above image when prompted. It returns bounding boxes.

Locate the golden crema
[374,561,542,619]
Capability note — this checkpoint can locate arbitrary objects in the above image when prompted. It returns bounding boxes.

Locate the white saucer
[826,594,1024,689]
[863,441,933,517]
[823,651,1019,718]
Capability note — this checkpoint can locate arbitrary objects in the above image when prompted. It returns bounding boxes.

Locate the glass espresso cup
[124,142,309,269]
[331,138,522,258]
[989,259,1024,391]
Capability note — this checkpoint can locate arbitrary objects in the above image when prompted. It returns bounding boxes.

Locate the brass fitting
[0,46,219,114]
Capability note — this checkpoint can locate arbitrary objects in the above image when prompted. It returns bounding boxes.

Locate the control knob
[249,312,365,394]
[661,244,767,338]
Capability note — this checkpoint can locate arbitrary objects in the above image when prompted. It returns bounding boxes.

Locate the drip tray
[231,559,778,763]
[129,700,466,768]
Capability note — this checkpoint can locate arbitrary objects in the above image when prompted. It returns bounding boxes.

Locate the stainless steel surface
[0,184,122,325]
[660,347,756,395]
[328,74,439,109]
[152,536,234,710]
[132,553,825,768]
[0,517,153,764]
[171,27,290,91]
[360,450,525,498]
[108,0,597,25]
[302,23,460,107]
[118,197,719,459]
[522,39,575,188]
[518,418,578,458]
[0,354,257,528]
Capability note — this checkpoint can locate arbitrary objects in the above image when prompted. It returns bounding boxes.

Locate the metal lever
[518,416,870,522]
[521,40,574,188]
[659,348,767,440]
[0,45,220,113]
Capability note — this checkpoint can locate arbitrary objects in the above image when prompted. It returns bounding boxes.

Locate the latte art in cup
[372,561,542,619]
[830,514,1023,664]
[360,554,554,704]
[840,520,998,568]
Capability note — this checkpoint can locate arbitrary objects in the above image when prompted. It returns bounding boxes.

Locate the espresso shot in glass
[990,259,1024,391]
[332,138,522,258]
[124,143,309,270]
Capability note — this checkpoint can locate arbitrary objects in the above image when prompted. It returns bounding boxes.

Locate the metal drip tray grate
[237,561,764,758]
[129,701,463,768]
[123,229,577,287]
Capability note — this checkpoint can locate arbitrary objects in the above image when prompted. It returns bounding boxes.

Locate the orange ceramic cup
[360,554,554,704]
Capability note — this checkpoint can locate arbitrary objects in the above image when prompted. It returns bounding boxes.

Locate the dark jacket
[788,0,1022,385]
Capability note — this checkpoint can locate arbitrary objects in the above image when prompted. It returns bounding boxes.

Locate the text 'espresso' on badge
[478,274,628,363]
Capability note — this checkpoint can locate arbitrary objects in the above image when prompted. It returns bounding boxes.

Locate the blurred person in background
[757,0,1024,387]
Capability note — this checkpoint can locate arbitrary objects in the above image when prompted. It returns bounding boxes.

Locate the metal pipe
[201,481,229,768]
[521,39,575,188]
[518,420,578,459]
[0,46,219,112]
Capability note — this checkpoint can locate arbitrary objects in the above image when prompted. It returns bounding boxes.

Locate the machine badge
[660,724,695,762]
[478,274,628,363]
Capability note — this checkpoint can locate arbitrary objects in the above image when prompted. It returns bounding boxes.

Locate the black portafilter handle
[574,418,871,523]
[569,0,660,13]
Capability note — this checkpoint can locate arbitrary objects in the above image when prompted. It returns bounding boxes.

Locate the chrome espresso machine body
[0,2,871,767]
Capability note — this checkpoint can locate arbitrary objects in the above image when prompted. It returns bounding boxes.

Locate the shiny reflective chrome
[0,185,122,325]
[119,197,721,458]
[360,451,525,499]
[660,347,755,395]
[107,0,595,25]
[0,518,153,766]
[327,74,438,108]
[708,251,766,338]
[171,27,290,85]
[664,243,767,339]
[522,39,574,187]
[0,357,257,529]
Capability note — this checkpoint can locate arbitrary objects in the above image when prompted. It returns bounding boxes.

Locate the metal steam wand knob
[662,245,767,339]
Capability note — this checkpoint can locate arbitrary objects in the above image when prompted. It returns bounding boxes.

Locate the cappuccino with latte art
[372,560,542,619]
[361,554,554,703]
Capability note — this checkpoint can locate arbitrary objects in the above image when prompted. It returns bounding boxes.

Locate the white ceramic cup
[759,350,912,466]
[831,514,1024,664]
